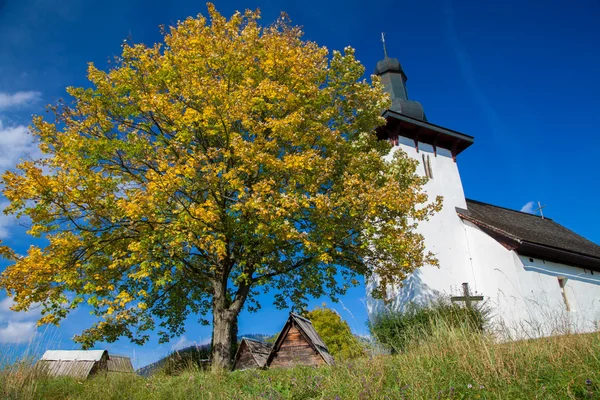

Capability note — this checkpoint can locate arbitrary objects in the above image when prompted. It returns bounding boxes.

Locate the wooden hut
[266,313,334,368]
[232,338,273,371]
[107,355,135,374]
[36,350,109,379]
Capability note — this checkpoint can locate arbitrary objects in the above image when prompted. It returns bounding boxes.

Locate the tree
[0,4,440,370]
[304,306,364,360]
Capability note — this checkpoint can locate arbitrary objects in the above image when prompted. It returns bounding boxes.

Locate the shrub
[304,306,365,360]
[368,296,490,353]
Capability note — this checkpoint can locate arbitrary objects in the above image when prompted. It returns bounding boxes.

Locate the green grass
[2,324,600,399]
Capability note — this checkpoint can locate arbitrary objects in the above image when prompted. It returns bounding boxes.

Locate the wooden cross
[451,282,484,308]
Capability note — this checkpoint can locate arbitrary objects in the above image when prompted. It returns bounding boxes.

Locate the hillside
[2,326,599,399]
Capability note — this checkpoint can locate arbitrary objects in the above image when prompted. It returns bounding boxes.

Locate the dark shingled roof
[240,338,272,368]
[457,199,600,270]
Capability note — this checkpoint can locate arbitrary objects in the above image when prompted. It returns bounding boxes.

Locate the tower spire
[381,32,388,58]
[374,35,427,121]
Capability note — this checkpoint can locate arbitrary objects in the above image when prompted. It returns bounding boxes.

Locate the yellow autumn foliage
[0,4,440,369]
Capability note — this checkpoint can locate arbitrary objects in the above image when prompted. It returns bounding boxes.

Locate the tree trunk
[211,282,236,372]
[210,273,250,372]
[211,308,235,371]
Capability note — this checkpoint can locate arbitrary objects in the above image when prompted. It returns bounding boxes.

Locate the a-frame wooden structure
[232,337,273,370]
[266,313,334,368]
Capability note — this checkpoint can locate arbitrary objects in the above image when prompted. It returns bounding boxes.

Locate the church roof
[374,56,405,76]
[372,43,473,155]
[377,110,474,157]
[374,48,428,122]
[457,199,600,270]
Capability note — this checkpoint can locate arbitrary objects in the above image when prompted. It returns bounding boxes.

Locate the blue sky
[1,0,599,368]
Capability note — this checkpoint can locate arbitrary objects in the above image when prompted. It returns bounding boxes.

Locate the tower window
[422,154,433,179]
[427,155,433,179]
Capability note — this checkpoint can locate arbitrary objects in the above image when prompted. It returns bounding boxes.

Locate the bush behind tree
[303,306,364,360]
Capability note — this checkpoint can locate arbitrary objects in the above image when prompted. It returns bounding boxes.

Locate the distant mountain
[136,334,272,376]
[238,333,272,342]
[137,344,211,377]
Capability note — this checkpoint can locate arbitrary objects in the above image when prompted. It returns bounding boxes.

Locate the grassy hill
[2,324,599,399]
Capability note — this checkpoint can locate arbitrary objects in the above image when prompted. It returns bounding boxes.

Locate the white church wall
[463,219,600,339]
[367,140,475,316]
[462,219,534,336]
[515,255,600,334]
[367,139,600,340]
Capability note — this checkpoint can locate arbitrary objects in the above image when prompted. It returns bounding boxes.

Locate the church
[366,46,600,339]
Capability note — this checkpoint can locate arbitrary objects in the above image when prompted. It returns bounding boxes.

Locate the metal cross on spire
[381,32,388,58]
[534,201,547,219]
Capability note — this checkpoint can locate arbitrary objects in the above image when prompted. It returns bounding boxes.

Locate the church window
[557,277,571,312]
[422,154,433,179]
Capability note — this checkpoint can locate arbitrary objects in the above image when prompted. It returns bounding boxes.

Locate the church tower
[368,38,600,338]
[367,43,479,314]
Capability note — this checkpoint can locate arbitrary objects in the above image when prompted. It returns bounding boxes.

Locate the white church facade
[366,51,600,339]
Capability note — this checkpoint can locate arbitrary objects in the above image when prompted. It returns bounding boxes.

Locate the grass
[2,323,599,399]
[368,297,489,354]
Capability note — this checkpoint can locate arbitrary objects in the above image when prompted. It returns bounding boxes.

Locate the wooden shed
[232,337,273,371]
[266,313,334,368]
[36,350,109,379]
[107,355,135,374]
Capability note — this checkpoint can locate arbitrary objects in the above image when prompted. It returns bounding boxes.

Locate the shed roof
[41,350,108,362]
[37,360,98,379]
[457,199,600,270]
[107,355,134,373]
[234,338,273,369]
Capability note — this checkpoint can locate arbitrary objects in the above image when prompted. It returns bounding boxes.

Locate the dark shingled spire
[375,34,426,121]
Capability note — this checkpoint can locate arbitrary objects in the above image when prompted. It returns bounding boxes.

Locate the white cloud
[0,91,41,110]
[0,297,41,323]
[520,201,536,214]
[0,321,36,344]
[0,120,43,173]
[0,297,40,344]
[0,120,43,239]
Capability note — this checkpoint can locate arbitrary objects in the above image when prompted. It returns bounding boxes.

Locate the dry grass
[1,323,599,399]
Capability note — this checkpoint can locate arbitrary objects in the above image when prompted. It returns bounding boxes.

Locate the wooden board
[269,326,325,368]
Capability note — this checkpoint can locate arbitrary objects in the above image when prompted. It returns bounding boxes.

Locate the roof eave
[518,241,600,272]
[381,109,474,155]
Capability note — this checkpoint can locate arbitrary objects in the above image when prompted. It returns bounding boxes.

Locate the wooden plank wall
[269,326,324,368]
